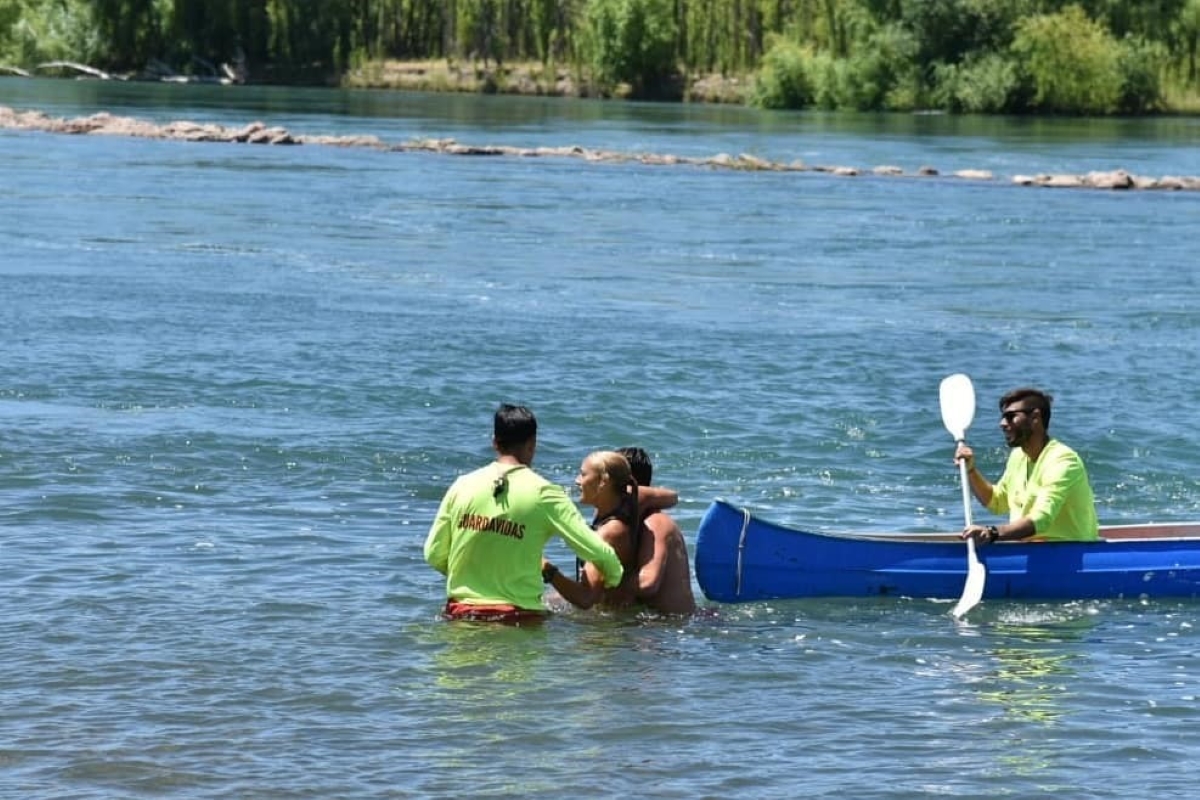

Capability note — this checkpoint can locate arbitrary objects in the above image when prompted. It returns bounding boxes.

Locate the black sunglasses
[1000,407,1035,423]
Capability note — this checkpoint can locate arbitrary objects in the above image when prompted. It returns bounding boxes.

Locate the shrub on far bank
[0,0,102,67]
[742,2,1171,116]
[749,37,813,109]
[932,53,1024,113]
[750,26,920,111]
[1116,36,1167,113]
[1011,4,1123,114]
[583,0,678,98]
[839,24,921,110]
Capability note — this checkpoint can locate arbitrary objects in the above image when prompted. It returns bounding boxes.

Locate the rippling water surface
[3,79,1200,798]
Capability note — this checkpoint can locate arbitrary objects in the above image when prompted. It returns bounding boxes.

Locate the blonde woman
[543,450,675,610]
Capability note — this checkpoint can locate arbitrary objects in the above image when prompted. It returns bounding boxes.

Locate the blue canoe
[694,498,1200,603]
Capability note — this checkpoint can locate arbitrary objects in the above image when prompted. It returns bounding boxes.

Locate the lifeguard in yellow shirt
[955,387,1099,545]
[424,403,623,623]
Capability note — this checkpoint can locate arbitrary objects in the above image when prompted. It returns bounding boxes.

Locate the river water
[3,78,1200,798]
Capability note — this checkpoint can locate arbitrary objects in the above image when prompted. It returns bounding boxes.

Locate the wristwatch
[542,563,560,584]
[985,525,1000,543]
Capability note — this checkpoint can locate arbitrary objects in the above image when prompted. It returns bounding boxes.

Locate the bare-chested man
[617,447,697,616]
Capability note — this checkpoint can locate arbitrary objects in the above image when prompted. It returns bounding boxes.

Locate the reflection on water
[980,609,1099,726]
[407,615,658,795]
[425,621,550,696]
[404,621,552,794]
[983,647,1074,724]
[960,610,1098,784]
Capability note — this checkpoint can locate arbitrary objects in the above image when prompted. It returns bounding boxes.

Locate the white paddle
[940,373,985,619]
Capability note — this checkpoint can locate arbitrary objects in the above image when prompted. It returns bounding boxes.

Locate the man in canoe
[617,447,697,615]
[424,404,624,623]
[956,387,1099,544]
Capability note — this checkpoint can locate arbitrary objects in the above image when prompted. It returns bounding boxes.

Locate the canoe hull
[695,499,1200,603]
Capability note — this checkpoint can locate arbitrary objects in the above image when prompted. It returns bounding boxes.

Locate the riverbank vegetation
[3,0,1199,114]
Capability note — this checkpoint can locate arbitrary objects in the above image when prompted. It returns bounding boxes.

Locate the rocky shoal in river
[4,105,1199,192]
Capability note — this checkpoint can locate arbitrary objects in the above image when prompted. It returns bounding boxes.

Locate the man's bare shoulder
[644,510,682,536]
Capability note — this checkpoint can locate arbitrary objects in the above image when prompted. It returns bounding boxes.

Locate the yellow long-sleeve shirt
[988,439,1099,541]
[424,462,623,611]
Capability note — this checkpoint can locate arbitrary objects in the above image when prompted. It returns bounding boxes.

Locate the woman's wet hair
[586,450,641,560]
[587,450,639,524]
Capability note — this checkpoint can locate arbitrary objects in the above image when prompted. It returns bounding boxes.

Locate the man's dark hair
[494,404,537,451]
[1000,387,1053,429]
[616,446,652,486]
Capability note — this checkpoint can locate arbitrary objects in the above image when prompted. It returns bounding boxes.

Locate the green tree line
[3,0,1200,113]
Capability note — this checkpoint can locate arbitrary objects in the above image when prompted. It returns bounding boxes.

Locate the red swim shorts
[443,600,547,624]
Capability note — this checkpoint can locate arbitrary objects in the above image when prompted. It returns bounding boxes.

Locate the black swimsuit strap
[578,513,626,580]
[577,510,641,581]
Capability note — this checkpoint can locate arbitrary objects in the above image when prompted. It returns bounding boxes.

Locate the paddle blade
[950,537,985,619]
[939,373,976,442]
